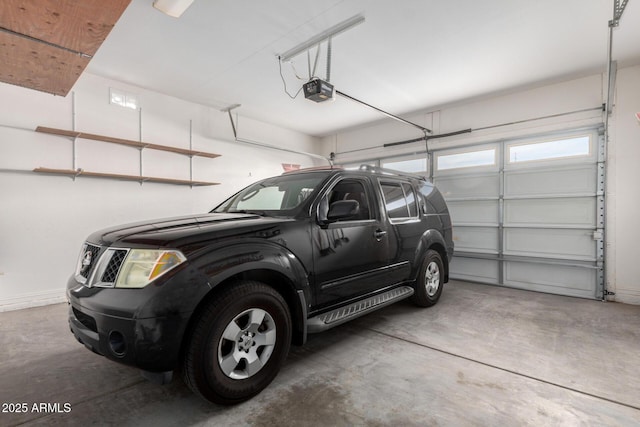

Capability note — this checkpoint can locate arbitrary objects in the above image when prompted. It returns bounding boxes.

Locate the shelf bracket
[189,119,194,187]
[609,0,629,27]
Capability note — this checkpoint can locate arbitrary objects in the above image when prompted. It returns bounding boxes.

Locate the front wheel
[182,280,292,404]
[411,249,444,307]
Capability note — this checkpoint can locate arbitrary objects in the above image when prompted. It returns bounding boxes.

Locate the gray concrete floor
[2,280,640,426]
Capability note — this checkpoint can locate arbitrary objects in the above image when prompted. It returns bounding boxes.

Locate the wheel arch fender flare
[415,229,450,282]
[188,241,311,345]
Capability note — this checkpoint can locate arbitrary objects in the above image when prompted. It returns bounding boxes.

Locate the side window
[321,179,372,221]
[380,183,405,219]
[381,182,418,219]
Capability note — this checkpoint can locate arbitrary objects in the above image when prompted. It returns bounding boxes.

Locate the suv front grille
[76,244,129,288]
[100,249,128,284]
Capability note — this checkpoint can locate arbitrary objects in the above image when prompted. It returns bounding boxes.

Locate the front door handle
[374,229,387,241]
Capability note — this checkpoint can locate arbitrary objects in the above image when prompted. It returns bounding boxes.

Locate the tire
[411,249,444,307]
[182,280,292,404]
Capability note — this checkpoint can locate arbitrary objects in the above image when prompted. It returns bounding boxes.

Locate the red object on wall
[282,163,301,172]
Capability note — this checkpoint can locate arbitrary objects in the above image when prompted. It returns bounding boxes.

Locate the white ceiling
[87,0,640,137]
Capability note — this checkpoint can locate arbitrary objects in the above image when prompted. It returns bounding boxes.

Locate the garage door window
[437,148,496,171]
[508,135,591,164]
[382,157,427,174]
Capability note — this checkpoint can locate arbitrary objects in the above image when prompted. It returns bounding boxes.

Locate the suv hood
[88,213,293,251]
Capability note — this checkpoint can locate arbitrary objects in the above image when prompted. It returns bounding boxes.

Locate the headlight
[115,249,186,288]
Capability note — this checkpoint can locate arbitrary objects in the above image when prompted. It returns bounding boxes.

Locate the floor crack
[366,327,640,412]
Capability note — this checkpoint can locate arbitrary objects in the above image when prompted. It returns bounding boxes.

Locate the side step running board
[307,286,414,333]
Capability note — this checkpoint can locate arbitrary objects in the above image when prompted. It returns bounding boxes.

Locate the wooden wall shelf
[33,167,219,187]
[34,125,221,187]
[35,126,221,158]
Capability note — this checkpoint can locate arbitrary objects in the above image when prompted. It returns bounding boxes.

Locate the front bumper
[66,270,208,373]
[68,301,186,372]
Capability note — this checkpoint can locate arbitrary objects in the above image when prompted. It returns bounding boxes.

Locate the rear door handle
[374,229,387,241]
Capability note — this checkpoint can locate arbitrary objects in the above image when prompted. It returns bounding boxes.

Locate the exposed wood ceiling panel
[0,0,131,56]
[0,0,130,96]
[0,31,89,96]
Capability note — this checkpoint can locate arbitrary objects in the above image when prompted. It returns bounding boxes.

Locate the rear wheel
[183,280,291,404]
[411,249,444,307]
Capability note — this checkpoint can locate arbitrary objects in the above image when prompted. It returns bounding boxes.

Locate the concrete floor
[2,280,640,426]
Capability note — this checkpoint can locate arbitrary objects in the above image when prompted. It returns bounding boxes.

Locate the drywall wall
[321,67,640,305]
[610,64,640,304]
[326,74,605,163]
[0,73,324,311]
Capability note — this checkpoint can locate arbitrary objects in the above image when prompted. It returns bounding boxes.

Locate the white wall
[327,74,605,163]
[610,65,640,304]
[0,73,324,311]
[322,66,640,305]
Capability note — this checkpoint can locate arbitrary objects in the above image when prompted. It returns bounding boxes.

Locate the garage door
[433,129,604,299]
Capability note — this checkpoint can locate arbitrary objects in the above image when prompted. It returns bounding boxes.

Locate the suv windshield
[213,172,329,215]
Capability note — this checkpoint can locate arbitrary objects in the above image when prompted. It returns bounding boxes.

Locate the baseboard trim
[613,288,640,305]
[0,289,67,312]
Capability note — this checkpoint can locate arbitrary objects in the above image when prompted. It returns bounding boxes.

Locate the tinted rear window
[380,182,418,219]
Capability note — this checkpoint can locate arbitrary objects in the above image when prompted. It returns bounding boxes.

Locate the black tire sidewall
[412,250,444,307]
[186,281,291,404]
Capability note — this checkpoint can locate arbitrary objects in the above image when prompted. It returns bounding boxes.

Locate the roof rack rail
[282,165,344,174]
[358,164,426,181]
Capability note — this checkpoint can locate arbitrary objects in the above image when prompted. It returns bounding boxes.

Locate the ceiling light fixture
[153,0,195,18]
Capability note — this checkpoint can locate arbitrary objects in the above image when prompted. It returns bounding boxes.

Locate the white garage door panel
[433,129,602,299]
[504,198,596,227]
[504,262,597,299]
[450,257,498,284]
[504,165,596,197]
[504,228,596,260]
[447,200,498,225]
[435,174,499,199]
[454,227,499,253]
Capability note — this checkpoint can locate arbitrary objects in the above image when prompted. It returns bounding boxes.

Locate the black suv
[67,165,453,404]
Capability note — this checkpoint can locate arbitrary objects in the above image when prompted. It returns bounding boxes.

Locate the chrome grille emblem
[82,250,93,267]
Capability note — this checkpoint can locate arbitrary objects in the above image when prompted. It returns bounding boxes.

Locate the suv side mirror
[327,200,360,221]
